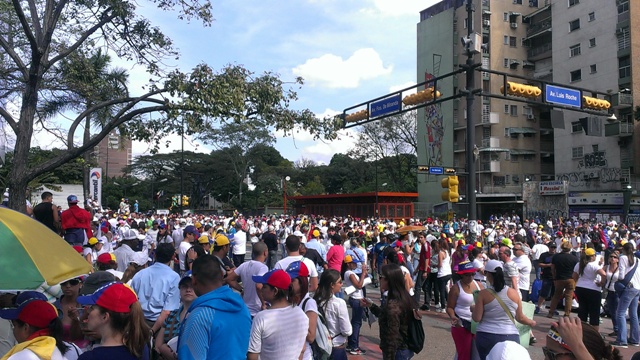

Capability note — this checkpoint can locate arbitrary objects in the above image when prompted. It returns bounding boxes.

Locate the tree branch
[0,108,18,133]
[12,0,38,51]
[28,0,43,43]
[41,0,69,53]
[0,36,29,80]
[31,106,166,179]
[47,10,116,68]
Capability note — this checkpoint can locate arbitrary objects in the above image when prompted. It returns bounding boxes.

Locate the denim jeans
[395,349,414,360]
[412,258,420,281]
[331,347,348,360]
[413,271,428,305]
[280,243,287,260]
[616,287,640,345]
[606,290,619,332]
[532,260,541,280]
[436,275,451,308]
[475,332,519,360]
[267,250,277,270]
[348,297,364,349]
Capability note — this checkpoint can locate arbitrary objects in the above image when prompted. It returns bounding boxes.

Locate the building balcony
[481,112,500,125]
[526,19,552,39]
[540,163,555,175]
[540,141,554,153]
[605,121,634,137]
[528,43,552,61]
[480,161,500,173]
[454,143,464,152]
[481,137,500,148]
[611,92,633,109]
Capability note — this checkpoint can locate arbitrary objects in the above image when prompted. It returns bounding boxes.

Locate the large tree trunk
[83,112,92,203]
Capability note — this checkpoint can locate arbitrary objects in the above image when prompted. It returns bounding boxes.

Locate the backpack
[302,298,333,360]
[406,310,425,354]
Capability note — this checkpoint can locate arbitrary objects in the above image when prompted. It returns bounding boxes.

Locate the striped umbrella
[0,207,92,290]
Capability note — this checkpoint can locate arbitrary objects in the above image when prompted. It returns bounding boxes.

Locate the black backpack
[406,310,425,353]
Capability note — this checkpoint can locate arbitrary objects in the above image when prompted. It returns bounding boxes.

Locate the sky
[25,0,442,164]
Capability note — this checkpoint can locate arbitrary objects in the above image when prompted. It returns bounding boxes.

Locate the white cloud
[300,129,358,162]
[365,0,440,17]
[292,48,393,88]
[389,81,417,94]
[132,134,209,157]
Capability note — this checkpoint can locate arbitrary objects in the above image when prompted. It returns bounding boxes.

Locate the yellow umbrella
[0,207,92,290]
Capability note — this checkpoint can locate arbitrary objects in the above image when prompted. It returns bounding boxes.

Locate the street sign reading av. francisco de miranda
[545,84,581,108]
[370,94,401,118]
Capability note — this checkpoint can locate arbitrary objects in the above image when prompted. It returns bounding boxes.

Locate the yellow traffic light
[182,195,189,206]
[582,96,610,110]
[441,175,459,203]
[500,82,541,99]
[402,87,441,106]
[344,110,369,123]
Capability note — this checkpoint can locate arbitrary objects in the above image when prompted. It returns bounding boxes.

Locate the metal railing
[526,19,551,37]
[527,43,552,58]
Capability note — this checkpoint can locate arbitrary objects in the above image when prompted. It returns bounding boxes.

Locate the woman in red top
[326,235,345,272]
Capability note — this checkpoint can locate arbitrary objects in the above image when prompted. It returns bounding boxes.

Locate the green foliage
[0,148,85,191]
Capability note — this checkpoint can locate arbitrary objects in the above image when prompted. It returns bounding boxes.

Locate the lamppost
[283,176,290,215]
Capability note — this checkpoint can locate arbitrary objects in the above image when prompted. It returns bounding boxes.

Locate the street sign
[545,84,581,108]
[370,94,401,118]
[429,166,444,175]
[417,166,456,174]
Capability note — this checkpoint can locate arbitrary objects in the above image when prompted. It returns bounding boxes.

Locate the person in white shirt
[573,247,606,332]
[343,255,368,355]
[613,243,640,347]
[512,242,532,301]
[248,270,308,360]
[275,235,319,292]
[531,240,549,280]
[232,222,247,267]
[312,269,353,359]
[227,242,269,316]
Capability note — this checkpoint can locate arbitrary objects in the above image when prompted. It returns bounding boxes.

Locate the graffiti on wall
[526,209,568,219]
[556,168,621,188]
[424,71,444,166]
[578,150,607,169]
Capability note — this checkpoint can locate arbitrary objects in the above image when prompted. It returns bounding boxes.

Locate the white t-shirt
[275,256,319,280]
[574,261,603,291]
[531,244,549,261]
[249,226,260,243]
[178,241,192,271]
[513,255,532,292]
[233,260,268,316]
[233,231,247,255]
[248,306,309,360]
[299,294,318,360]
[472,258,486,282]
[344,270,364,299]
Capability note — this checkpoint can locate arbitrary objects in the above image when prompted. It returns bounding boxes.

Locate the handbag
[487,289,532,348]
[614,260,638,294]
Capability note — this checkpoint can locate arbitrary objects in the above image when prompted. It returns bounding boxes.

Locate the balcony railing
[528,43,552,58]
[526,19,551,38]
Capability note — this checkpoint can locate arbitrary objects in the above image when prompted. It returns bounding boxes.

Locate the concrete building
[94,131,132,178]
[416,0,639,222]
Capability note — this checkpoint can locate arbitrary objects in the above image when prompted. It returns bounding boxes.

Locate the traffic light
[582,96,610,111]
[182,195,189,207]
[441,175,459,203]
[402,87,441,106]
[500,82,541,99]
[344,110,369,123]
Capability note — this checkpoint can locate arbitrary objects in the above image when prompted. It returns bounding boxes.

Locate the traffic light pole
[463,0,477,242]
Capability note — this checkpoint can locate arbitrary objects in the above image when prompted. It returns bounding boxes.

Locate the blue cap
[67,194,79,203]
[285,261,309,279]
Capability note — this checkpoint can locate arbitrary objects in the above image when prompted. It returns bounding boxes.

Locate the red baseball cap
[77,282,138,313]
[252,269,291,290]
[0,300,58,328]
[97,253,115,265]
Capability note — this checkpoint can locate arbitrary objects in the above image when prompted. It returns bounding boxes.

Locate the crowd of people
[5,193,640,359]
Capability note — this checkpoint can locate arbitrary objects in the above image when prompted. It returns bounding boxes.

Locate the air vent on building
[511,23,518,29]
[527,114,535,120]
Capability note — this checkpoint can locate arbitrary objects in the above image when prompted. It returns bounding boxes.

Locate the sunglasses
[610,256,618,259]
[61,279,81,286]
[542,346,574,360]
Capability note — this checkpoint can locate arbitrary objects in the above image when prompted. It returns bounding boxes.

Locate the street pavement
[352,284,639,360]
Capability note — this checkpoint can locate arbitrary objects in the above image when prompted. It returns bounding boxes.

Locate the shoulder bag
[614,259,639,294]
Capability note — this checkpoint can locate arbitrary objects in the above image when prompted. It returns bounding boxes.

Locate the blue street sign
[429,167,444,175]
[545,84,581,108]
[370,94,401,118]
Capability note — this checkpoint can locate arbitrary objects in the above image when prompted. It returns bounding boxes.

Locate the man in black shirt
[299,243,327,273]
[547,241,579,317]
[261,225,279,269]
[33,192,60,233]
[535,242,557,314]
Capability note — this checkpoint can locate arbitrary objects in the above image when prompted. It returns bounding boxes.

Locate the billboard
[89,168,102,208]
[539,181,567,196]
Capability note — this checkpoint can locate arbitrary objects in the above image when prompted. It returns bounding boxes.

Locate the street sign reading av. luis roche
[370,94,401,118]
[417,166,456,175]
[545,84,581,108]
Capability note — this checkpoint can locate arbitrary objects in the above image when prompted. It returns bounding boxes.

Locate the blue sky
[26,0,440,163]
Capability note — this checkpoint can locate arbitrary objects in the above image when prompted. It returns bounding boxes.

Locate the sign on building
[89,168,102,208]
[539,181,567,195]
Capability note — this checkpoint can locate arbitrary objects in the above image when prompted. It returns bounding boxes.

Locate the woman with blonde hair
[77,282,150,359]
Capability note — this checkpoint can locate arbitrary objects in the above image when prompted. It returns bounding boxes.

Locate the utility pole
[463,0,477,242]
[180,117,184,214]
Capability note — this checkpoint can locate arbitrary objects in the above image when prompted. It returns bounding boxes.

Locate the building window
[523,106,532,116]
[571,121,583,133]
[569,19,580,32]
[619,56,631,79]
[570,44,581,57]
[505,153,511,161]
[618,0,629,14]
[590,64,597,74]
[569,0,579,6]
[505,175,510,184]
[503,58,509,68]
[592,144,598,152]
[505,128,511,137]
[503,12,509,22]
[572,147,584,159]
[618,28,630,51]
[510,36,517,47]
[589,38,596,47]
[504,104,510,113]
[510,105,518,116]
[570,69,582,82]
[513,0,522,4]
[588,12,595,21]
[504,36,509,45]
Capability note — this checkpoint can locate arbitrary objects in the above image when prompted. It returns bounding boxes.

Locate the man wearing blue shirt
[178,255,251,360]
[130,243,180,337]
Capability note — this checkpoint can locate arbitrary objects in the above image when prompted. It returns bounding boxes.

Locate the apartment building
[416,0,639,221]
[94,131,132,178]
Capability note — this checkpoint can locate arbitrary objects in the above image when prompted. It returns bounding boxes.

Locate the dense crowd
[3,192,640,359]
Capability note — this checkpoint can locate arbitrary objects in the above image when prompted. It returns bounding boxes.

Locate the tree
[0,0,339,211]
